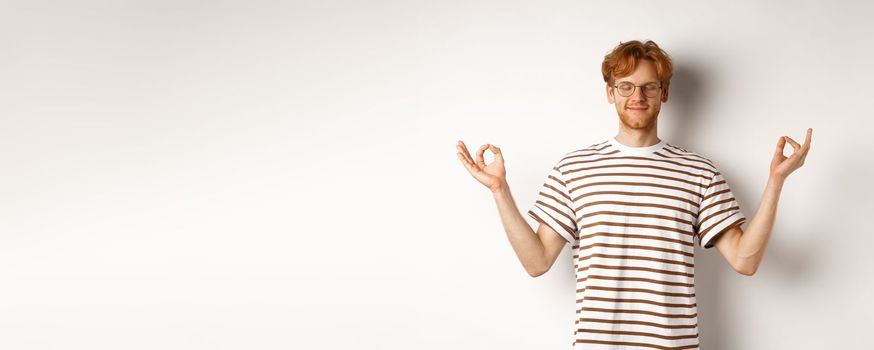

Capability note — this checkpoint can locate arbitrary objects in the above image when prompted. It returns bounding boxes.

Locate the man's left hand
[770,128,812,181]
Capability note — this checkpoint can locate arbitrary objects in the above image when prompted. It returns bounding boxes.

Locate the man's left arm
[713,128,812,276]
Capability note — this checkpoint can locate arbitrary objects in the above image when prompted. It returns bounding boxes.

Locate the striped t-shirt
[527,137,746,350]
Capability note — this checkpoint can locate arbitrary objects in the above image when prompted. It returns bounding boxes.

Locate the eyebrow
[616,80,660,85]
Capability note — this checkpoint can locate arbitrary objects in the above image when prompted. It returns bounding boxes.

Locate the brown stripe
[706,178,726,190]
[577,317,697,329]
[579,210,694,226]
[700,198,736,215]
[702,187,731,202]
[665,144,689,153]
[564,163,710,180]
[578,275,695,288]
[578,264,694,278]
[657,148,715,169]
[560,143,609,162]
[571,181,703,200]
[541,182,572,201]
[577,242,693,258]
[565,155,716,176]
[575,253,694,268]
[537,184,574,208]
[577,327,699,341]
[664,144,715,166]
[580,306,697,318]
[574,191,699,208]
[563,149,620,163]
[539,188,572,208]
[698,213,743,239]
[702,216,745,248]
[577,286,695,298]
[567,171,707,189]
[579,231,694,248]
[547,172,567,187]
[575,339,699,350]
[582,296,696,309]
[579,200,697,217]
[527,209,578,240]
[562,144,613,164]
[698,206,740,228]
[556,141,611,173]
[533,199,575,224]
[577,221,695,237]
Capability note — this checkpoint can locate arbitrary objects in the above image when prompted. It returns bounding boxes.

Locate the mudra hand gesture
[456,140,506,192]
[770,128,812,181]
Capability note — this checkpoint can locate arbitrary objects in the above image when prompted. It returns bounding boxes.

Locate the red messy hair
[601,40,674,91]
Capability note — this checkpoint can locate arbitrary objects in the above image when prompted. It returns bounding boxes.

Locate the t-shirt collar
[608,136,666,156]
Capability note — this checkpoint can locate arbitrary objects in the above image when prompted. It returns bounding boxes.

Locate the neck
[614,125,660,147]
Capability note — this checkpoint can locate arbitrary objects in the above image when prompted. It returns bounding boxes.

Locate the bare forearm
[736,177,785,273]
[491,182,547,275]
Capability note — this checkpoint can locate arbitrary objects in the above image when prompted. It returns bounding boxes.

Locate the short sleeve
[527,163,578,244]
[695,170,746,249]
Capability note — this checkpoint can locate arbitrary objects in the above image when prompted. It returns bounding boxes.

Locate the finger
[775,136,786,156]
[457,141,476,165]
[456,152,473,171]
[456,144,472,165]
[458,140,471,156]
[489,144,504,163]
[476,144,489,168]
[455,143,481,172]
[458,151,483,175]
[784,136,801,153]
[803,128,812,151]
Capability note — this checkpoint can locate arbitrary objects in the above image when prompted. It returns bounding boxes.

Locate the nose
[630,86,648,100]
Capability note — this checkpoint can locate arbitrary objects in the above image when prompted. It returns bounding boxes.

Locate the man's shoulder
[570,139,611,155]
[552,139,612,168]
[662,142,719,171]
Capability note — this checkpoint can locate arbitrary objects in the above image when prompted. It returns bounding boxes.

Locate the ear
[661,83,669,103]
[606,83,615,104]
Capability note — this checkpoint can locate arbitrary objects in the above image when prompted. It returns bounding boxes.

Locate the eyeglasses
[612,81,662,98]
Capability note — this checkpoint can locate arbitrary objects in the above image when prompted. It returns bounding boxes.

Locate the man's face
[606,58,669,130]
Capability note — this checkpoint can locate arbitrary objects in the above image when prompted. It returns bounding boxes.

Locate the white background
[1,1,872,349]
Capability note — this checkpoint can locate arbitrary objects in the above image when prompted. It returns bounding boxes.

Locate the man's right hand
[456,140,506,193]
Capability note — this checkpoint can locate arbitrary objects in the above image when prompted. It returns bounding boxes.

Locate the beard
[618,107,659,130]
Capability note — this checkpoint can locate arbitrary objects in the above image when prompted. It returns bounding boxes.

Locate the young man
[455,40,812,349]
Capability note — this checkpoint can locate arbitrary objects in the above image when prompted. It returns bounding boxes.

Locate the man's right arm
[492,181,567,277]
[455,140,567,277]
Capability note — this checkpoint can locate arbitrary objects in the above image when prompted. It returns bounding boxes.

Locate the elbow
[735,264,757,276]
[526,261,549,278]
[733,254,758,276]
[527,266,547,278]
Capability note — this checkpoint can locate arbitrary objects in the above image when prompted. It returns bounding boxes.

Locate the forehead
[614,59,659,83]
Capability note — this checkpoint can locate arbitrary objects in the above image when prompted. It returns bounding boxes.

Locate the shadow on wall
[672,60,847,349]
[668,61,732,350]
